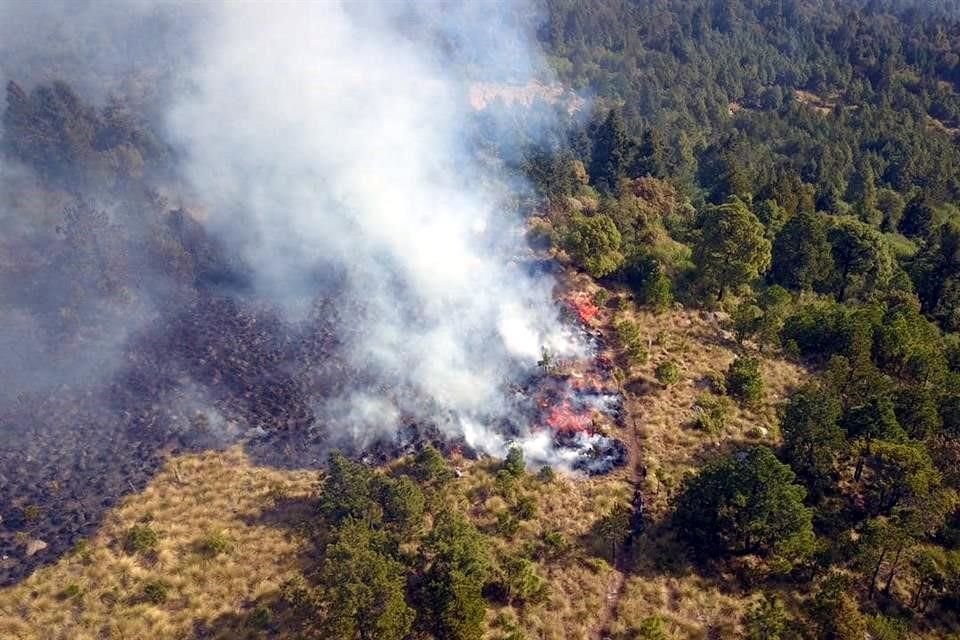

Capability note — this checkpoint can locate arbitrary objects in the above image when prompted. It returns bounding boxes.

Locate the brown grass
[0,447,317,640]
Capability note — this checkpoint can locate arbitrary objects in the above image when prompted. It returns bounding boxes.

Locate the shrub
[197,529,233,556]
[635,615,668,640]
[654,360,681,386]
[500,556,548,604]
[22,504,42,523]
[726,356,764,404]
[513,494,537,520]
[123,524,159,554]
[616,318,648,365]
[592,288,610,307]
[536,465,555,482]
[142,580,169,604]
[496,511,520,538]
[693,393,732,434]
[58,583,83,601]
[412,445,450,483]
[743,593,787,640]
[503,446,525,477]
[247,605,273,629]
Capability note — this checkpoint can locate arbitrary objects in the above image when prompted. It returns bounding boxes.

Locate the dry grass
[0,447,317,640]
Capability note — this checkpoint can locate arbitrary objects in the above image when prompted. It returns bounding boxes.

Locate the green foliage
[196,529,233,557]
[743,593,788,640]
[562,213,625,278]
[319,451,378,525]
[141,579,169,604]
[726,356,764,405]
[900,193,936,238]
[654,360,681,386]
[860,441,941,515]
[866,615,909,640]
[536,465,555,483]
[674,447,814,561]
[592,503,633,561]
[808,574,867,640]
[827,217,895,301]
[616,318,648,365]
[499,555,547,605]
[319,519,414,640]
[420,513,490,640]
[123,524,159,555]
[770,211,834,292]
[693,198,771,300]
[780,384,845,496]
[377,475,426,534]
[633,615,668,640]
[693,393,732,434]
[513,494,537,521]
[412,445,451,484]
[247,605,273,630]
[503,446,525,478]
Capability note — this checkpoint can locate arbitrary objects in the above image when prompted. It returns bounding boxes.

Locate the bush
[123,524,159,554]
[654,360,681,386]
[537,465,556,482]
[142,580,169,604]
[500,556,548,604]
[743,593,787,640]
[248,605,273,629]
[496,511,520,538]
[196,529,233,556]
[592,288,610,307]
[503,446,525,477]
[726,356,764,404]
[513,494,538,520]
[412,445,450,483]
[616,318,648,365]
[58,583,83,601]
[634,615,668,640]
[693,393,732,434]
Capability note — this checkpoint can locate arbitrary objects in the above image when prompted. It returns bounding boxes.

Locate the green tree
[808,573,868,640]
[320,451,377,525]
[562,213,625,278]
[589,108,632,194]
[693,198,771,300]
[726,356,764,405]
[376,475,425,535]
[503,446,525,478]
[859,441,941,516]
[876,188,905,232]
[828,217,895,301]
[913,220,960,331]
[674,447,814,560]
[770,211,834,291]
[900,192,935,238]
[780,384,845,497]
[420,513,490,640]
[847,158,881,226]
[412,445,451,484]
[319,519,414,640]
[593,503,633,561]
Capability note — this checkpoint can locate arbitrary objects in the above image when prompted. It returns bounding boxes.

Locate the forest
[2,1,960,639]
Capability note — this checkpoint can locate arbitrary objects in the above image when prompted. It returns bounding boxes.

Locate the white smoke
[166,2,582,459]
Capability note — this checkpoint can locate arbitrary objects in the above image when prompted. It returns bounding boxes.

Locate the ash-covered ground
[0,214,627,586]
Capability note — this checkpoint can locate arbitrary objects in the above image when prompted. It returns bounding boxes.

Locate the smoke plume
[164,2,581,460]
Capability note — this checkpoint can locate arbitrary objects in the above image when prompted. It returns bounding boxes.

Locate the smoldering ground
[0,1,606,586]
